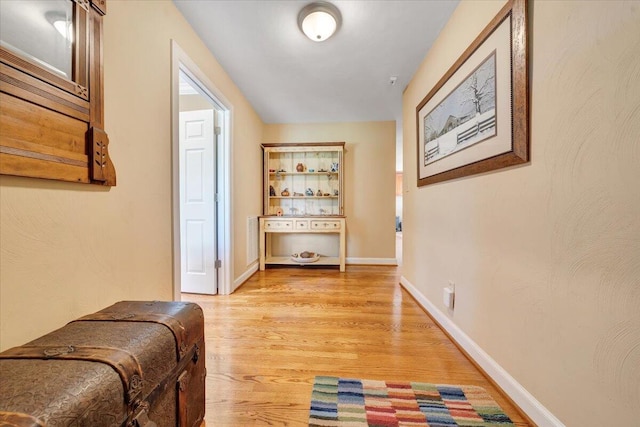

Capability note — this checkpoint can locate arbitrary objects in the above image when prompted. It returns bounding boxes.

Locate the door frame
[171,40,233,297]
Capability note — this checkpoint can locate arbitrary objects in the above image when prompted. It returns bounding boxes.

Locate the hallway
[184,266,529,426]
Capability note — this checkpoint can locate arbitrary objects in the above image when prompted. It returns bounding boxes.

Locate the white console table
[259,216,346,272]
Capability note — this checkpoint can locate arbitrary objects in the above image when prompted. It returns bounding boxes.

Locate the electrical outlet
[443,285,455,309]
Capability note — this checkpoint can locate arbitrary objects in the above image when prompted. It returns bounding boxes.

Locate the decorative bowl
[290,251,320,263]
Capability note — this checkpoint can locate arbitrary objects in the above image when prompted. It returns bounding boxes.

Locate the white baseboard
[232,262,258,293]
[346,257,397,265]
[400,276,564,427]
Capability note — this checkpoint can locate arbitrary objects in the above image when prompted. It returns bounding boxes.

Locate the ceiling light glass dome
[298,2,342,42]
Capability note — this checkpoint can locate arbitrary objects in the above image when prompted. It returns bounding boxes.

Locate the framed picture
[416,0,529,186]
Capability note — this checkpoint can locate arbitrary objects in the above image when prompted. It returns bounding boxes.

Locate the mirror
[0,0,73,79]
[1,0,115,185]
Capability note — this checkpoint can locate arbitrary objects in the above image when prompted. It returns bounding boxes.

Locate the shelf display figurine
[305,188,314,196]
[281,188,290,196]
[316,189,322,196]
[269,185,276,196]
[296,163,304,172]
[293,192,304,197]
[330,162,339,172]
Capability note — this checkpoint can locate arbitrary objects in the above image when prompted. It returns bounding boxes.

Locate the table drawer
[264,219,293,230]
[295,220,309,230]
[310,220,341,230]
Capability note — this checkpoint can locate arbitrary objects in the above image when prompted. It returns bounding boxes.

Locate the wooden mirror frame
[0,0,115,186]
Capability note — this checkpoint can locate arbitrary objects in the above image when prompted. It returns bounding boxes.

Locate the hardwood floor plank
[184,266,531,426]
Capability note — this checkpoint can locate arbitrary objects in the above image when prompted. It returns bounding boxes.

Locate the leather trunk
[0,301,205,427]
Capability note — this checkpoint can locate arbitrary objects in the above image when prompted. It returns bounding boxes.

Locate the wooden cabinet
[260,142,346,271]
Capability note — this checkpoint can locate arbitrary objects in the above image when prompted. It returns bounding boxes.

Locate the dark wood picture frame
[416,0,528,187]
[0,0,115,186]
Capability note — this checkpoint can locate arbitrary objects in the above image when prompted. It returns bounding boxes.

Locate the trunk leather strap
[72,312,189,361]
[0,345,143,404]
[0,412,45,427]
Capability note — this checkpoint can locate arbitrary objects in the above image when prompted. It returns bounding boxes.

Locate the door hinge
[215,260,222,269]
[214,126,221,135]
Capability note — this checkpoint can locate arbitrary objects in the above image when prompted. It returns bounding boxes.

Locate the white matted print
[416,0,530,187]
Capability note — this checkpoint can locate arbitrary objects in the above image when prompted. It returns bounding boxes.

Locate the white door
[179,109,217,294]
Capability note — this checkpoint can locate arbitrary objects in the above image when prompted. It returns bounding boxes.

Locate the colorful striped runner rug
[309,376,514,426]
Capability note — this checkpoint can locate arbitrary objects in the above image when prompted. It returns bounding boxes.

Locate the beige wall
[264,122,396,260]
[0,1,264,350]
[402,1,640,426]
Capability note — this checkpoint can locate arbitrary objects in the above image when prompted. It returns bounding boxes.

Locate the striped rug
[309,376,514,426]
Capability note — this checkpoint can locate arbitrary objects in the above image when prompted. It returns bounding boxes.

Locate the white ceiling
[173,0,459,124]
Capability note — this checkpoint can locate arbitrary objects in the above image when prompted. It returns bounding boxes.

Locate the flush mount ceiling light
[298,2,342,42]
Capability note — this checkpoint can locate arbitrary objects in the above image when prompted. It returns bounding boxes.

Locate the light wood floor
[183,266,530,426]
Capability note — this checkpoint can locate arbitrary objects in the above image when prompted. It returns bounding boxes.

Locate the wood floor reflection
[183,266,530,426]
